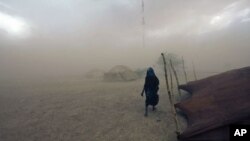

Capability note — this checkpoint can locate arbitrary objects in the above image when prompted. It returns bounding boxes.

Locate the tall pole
[141,0,145,48]
[161,53,181,136]
[182,56,188,83]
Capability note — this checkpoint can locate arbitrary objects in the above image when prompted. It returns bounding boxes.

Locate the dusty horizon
[0,0,250,81]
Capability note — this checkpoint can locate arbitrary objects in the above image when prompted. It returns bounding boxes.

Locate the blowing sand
[0,78,187,141]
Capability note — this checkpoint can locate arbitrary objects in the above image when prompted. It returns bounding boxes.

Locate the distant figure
[141,67,159,117]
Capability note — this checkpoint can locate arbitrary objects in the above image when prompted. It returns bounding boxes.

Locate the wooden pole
[182,56,188,83]
[161,53,181,136]
[161,53,170,93]
[170,59,181,98]
[169,64,174,97]
[192,61,197,81]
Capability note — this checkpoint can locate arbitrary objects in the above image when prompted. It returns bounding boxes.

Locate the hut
[175,66,250,141]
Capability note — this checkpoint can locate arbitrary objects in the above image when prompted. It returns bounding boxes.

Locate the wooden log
[182,56,188,83]
[161,53,181,136]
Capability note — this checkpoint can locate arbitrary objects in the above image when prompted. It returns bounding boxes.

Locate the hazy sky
[0,0,250,80]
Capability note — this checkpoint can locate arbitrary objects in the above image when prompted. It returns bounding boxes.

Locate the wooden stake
[161,53,181,136]
[169,64,174,97]
[170,59,181,98]
[161,53,170,93]
[182,56,188,83]
[192,61,197,80]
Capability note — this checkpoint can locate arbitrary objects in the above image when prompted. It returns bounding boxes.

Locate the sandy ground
[0,77,190,141]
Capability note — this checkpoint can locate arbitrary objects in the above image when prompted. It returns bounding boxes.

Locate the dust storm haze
[1,1,250,141]
[0,0,250,81]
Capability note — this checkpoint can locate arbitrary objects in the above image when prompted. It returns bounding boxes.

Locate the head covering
[146,67,155,77]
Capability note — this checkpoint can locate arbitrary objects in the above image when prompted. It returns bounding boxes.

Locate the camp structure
[84,69,105,80]
[104,65,138,82]
[175,66,250,141]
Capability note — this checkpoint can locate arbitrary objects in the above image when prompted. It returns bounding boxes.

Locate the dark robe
[143,69,159,106]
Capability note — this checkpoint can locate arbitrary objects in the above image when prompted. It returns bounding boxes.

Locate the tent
[175,66,250,141]
[104,65,138,82]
